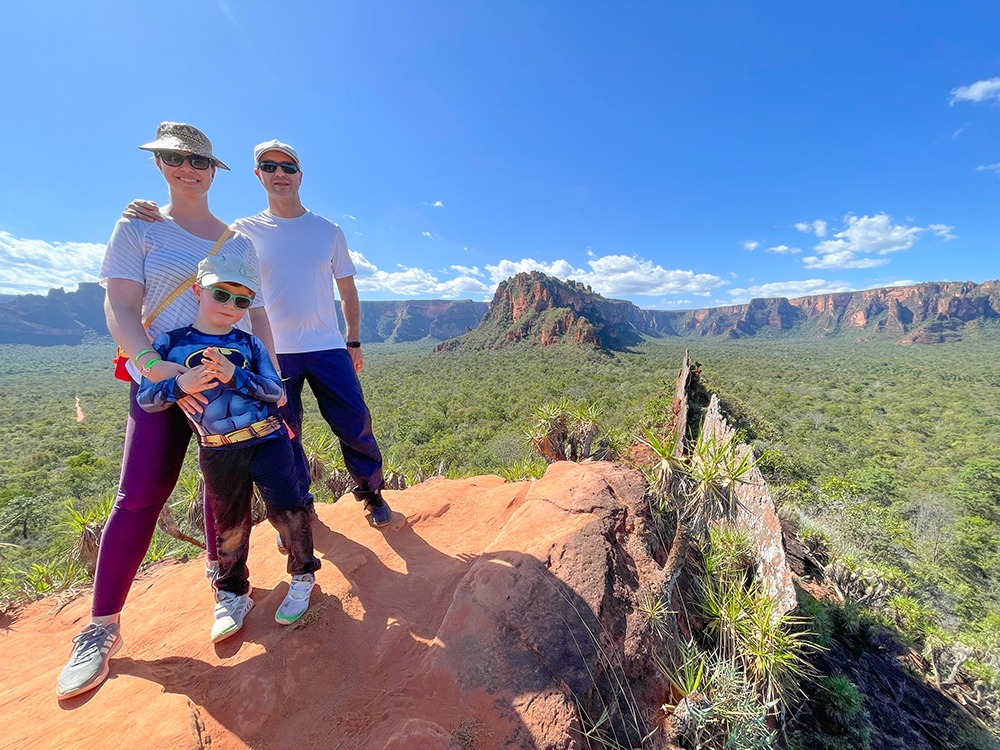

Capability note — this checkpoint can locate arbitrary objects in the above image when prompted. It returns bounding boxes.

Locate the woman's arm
[105,278,185,383]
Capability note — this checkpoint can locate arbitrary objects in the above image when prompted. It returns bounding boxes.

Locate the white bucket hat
[139,122,230,170]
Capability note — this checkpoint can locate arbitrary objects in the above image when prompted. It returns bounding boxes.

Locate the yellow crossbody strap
[142,226,234,330]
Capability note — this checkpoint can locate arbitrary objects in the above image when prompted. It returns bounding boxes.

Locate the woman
[56,122,277,699]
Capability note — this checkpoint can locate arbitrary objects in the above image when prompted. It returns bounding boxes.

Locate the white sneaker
[211,590,254,643]
[275,573,315,625]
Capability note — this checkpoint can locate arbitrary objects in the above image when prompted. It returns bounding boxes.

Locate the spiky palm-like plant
[528,400,570,462]
[304,433,339,484]
[568,403,602,460]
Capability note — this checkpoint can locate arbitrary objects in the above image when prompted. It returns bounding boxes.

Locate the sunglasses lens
[208,286,252,309]
[159,151,183,166]
[210,288,232,305]
[258,162,278,173]
[160,151,211,170]
[278,163,299,174]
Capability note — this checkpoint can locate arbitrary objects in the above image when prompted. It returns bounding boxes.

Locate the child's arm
[138,336,219,411]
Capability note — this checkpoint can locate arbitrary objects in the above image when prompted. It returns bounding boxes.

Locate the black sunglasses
[157,151,213,170]
[257,160,300,175]
[205,285,254,309]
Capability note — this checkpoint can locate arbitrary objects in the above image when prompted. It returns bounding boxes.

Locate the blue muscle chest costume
[136,326,284,444]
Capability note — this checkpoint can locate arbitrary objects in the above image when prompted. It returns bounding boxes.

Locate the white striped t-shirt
[100,217,262,380]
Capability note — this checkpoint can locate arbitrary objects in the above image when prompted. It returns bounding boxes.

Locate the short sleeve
[99,218,147,287]
[330,223,358,280]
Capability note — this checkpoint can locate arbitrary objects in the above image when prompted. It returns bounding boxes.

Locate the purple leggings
[91,382,216,617]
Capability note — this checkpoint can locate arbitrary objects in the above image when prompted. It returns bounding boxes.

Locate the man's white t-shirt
[233,210,357,355]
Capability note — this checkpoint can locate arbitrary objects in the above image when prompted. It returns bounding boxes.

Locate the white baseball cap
[253,139,299,166]
[197,254,260,296]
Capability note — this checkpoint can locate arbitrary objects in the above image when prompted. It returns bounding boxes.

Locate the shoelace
[69,625,113,665]
[284,576,314,602]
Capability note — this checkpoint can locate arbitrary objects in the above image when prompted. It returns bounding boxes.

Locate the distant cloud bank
[800,213,954,270]
[0,232,105,296]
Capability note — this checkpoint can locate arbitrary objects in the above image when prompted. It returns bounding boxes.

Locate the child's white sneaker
[275,573,315,625]
[211,590,253,643]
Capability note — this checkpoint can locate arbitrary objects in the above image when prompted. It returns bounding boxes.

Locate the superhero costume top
[136,326,285,447]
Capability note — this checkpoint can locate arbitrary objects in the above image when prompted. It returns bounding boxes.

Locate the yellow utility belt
[200,416,283,448]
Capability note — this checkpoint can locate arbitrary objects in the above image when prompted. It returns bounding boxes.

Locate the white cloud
[432,200,444,208]
[448,265,483,277]
[421,231,433,238]
[728,278,854,302]
[485,255,726,297]
[928,223,957,240]
[949,77,1000,105]
[795,220,828,237]
[485,258,588,284]
[742,240,759,251]
[0,232,105,295]
[976,163,1000,175]
[801,213,950,270]
[766,244,801,255]
[342,214,357,222]
[350,250,491,298]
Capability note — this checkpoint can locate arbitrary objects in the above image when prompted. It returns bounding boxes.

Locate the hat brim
[139,141,231,171]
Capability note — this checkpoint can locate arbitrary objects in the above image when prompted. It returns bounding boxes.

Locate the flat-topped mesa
[434,271,647,352]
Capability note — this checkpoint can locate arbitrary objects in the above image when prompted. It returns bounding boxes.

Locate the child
[137,254,321,642]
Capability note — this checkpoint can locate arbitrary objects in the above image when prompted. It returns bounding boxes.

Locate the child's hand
[203,347,237,384]
[176,365,217,394]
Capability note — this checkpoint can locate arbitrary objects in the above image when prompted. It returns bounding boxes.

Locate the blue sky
[1,1,998,308]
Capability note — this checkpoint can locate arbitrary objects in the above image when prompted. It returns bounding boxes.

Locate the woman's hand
[145,360,186,383]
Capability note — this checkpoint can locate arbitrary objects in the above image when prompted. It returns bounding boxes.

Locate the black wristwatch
[346,341,362,348]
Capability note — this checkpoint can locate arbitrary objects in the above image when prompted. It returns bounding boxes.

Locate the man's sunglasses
[257,160,300,175]
[157,151,213,170]
[205,285,254,309]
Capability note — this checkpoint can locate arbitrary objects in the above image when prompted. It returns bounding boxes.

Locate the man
[128,139,392,528]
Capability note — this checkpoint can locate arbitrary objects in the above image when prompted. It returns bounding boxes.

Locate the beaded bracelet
[133,348,156,364]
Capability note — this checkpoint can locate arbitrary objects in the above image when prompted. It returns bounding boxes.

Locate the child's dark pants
[200,436,320,595]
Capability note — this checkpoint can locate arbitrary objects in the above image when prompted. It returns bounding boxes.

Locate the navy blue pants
[201,436,320,595]
[277,348,384,501]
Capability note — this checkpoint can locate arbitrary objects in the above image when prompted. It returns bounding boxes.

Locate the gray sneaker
[56,622,123,699]
[275,573,315,625]
[211,590,254,643]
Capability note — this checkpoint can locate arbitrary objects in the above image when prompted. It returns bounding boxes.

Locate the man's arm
[336,275,363,373]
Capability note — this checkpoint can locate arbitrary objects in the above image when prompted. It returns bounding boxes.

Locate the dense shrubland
[1,332,998,742]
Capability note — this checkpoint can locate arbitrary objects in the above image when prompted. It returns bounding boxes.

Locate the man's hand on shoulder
[123,199,164,223]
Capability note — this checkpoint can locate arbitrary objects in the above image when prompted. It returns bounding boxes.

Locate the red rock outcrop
[0,462,685,750]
